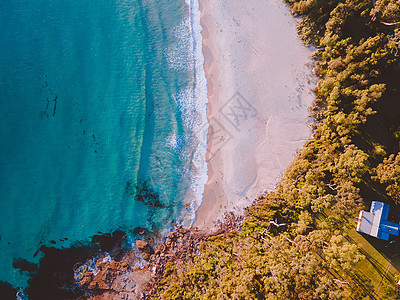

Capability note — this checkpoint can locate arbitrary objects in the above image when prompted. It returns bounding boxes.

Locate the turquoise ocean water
[0,0,207,288]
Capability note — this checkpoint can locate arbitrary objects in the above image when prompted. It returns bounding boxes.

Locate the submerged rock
[12,258,38,274]
[133,227,149,235]
[0,281,17,300]
[22,230,128,299]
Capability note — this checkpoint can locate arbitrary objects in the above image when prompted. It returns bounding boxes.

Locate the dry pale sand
[194,0,317,229]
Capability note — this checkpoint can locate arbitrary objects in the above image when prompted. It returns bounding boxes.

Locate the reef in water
[19,230,127,299]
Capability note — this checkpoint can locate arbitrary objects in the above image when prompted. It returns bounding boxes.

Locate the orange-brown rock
[135,240,154,261]
[135,239,149,249]
[142,252,150,260]
[166,231,175,239]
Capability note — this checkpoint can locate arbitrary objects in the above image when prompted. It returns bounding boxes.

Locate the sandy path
[193,0,316,229]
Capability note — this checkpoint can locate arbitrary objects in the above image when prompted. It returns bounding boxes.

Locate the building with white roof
[356,201,400,241]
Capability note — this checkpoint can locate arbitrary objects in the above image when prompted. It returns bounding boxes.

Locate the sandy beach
[194,0,316,229]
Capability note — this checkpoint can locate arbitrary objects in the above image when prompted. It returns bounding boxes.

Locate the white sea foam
[166,133,178,150]
[16,289,28,300]
[74,253,112,281]
[165,19,194,72]
[166,0,208,227]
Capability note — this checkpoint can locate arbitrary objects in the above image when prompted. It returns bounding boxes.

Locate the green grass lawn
[348,228,400,299]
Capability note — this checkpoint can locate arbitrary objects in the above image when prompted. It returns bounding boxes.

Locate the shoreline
[194,0,316,229]
[18,0,320,298]
[5,0,322,298]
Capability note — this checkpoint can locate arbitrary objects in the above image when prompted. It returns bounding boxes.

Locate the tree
[323,235,364,272]
[376,152,400,203]
[371,0,400,23]
[332,145,369,183]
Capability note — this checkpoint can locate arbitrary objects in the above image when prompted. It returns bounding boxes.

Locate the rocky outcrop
[80,259,154,300]
[135,240,154,261]
[77,253,152,299]
[77,213,243,299]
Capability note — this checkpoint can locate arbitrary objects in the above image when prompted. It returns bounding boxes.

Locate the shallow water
[0,0,207,288]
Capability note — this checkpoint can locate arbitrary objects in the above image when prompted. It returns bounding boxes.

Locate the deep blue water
[0,0,207,288]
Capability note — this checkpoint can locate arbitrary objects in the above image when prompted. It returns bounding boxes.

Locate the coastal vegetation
[155,0,400,298]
